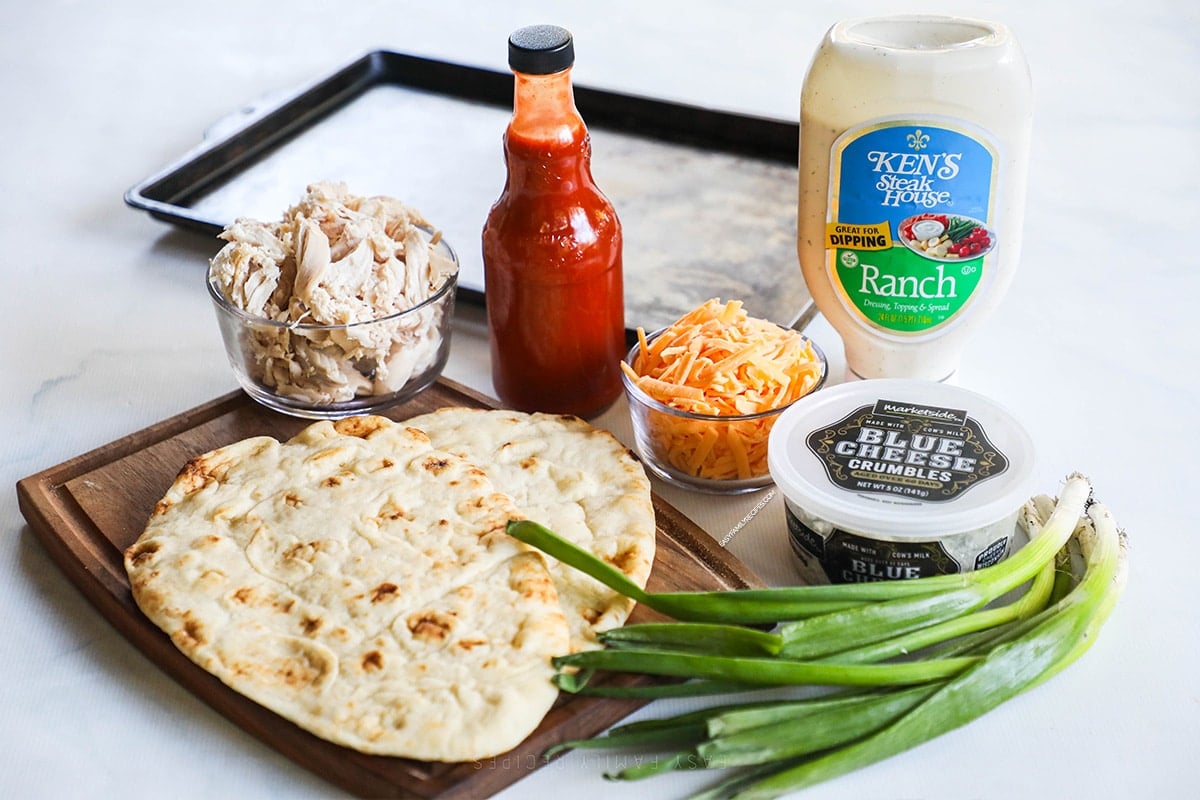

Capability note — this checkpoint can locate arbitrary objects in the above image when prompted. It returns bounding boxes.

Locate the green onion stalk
[505,473,1127,798]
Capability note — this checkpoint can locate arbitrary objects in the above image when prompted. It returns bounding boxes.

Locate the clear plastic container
[767,379,1036,583]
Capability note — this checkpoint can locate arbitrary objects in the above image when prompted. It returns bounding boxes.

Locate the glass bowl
[207,237,458,419]
[622,327,827,494]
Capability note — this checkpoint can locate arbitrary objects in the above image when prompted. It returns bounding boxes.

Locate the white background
[1,1,1196,799]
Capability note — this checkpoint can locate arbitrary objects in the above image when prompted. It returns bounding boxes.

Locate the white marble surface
[2,1,1196,798]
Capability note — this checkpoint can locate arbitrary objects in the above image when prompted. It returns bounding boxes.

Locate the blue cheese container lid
[768,379,1036,538]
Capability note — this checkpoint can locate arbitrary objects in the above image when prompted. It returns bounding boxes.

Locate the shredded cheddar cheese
[623,298,824,481]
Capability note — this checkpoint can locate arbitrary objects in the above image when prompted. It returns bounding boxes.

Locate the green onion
[1027,494,1078,604]
[606,751,701,781]
[506,476,1090,633]
[823,527,1059,664]
[507,516,869,622]
[512,475,1126,798]
[686,761,805,800]
[553,648,977,687]
[600,622,783,656]
[554,677,766,698]
[698,684,940,769]
[775,475,1090,659]
[612,699,782,736]
[544,722,705,758]
[704,689,896,737]
[728,501,1126,799]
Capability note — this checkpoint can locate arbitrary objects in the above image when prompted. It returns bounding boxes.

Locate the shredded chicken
[210,182,457,405]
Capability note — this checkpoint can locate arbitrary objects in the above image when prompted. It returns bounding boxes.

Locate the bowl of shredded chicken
[207,182,459,419]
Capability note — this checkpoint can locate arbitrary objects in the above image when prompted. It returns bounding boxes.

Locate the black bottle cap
[508,25,575,74]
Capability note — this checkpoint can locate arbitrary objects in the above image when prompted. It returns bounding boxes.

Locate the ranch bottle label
[826,118,1000,336]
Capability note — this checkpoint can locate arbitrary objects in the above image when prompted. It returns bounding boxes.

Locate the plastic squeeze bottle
[482,24,625,417]
[798,16,1033,381]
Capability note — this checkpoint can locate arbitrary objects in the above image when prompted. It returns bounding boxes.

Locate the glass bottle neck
[503,68,593,191]
[509,68,586,148]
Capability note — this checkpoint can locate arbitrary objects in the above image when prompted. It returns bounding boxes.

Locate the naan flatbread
[125,416,568,761]
[405,408,656,651]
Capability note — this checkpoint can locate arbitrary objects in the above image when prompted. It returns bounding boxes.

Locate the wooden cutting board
[16,378,763,799]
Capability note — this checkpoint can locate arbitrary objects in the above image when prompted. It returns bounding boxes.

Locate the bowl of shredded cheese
[621,298,827,494]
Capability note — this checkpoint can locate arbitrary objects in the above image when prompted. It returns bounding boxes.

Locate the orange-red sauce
[482,90,625,418]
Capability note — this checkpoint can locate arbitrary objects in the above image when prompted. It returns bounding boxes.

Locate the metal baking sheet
[126,49,814,333]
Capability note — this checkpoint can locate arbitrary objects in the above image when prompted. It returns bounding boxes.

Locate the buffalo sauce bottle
[482,25,625,418]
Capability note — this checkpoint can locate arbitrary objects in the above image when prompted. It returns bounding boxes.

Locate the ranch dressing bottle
[798,16,1032,380]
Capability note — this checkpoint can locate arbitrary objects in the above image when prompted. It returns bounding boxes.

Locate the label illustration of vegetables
[901,213,994,262]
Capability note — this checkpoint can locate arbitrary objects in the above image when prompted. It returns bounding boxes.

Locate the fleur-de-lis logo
[907,129,930,151]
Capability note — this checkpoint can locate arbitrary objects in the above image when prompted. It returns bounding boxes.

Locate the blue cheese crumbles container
[767,379,1036,584]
